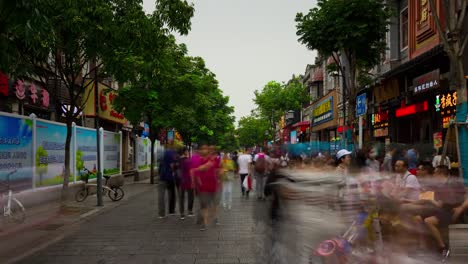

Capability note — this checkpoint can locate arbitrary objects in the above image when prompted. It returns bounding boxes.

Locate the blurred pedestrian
[254,151,271,200]
[432,148,451,169]
[238,149,253,198]
[193,144,220,230]
[221,153,235,210]
[158,147,177,218]
[178,148,194,220]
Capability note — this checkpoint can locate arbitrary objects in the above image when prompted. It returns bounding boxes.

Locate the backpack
[254,154,267,174]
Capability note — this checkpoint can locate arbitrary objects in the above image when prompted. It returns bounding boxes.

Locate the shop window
[400,7,409,50]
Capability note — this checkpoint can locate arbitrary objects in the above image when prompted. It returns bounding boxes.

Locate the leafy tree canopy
[254,77,308,132]
[236,114,271,148]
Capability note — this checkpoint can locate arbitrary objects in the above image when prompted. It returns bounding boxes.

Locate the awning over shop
[292,121,310,128]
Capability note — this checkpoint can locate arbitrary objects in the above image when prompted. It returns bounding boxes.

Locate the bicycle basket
[108,175,124,188]
[80,173,90,183]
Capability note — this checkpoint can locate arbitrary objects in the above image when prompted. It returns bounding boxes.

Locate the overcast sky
[143,0,317,122]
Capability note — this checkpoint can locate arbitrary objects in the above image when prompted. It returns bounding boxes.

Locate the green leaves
[254,77,308,131]
[296,0,391,71]
[236,115,271,148]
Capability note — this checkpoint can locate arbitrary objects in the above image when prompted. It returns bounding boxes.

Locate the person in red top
[194,144,220,231]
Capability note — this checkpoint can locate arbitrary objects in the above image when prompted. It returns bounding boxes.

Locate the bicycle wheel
[75,187,88,202]
[8,198,26,223]
[108,187,124,201]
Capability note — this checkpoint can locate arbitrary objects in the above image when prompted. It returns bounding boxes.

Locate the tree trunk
[344,53,358,148]
[62,118,73,201]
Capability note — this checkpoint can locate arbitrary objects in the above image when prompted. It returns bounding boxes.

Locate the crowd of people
[156,142,468,261]
[269,144,468,261]
[158,144,239,230]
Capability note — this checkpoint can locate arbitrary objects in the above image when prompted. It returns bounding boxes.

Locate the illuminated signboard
[396,101,428,117]
[372,111,389,137]
[436,91,457,128]
[312,96,333,125]
[413,69,440,94]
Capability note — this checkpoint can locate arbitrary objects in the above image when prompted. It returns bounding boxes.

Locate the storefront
[291,121,310,143]
[310,90,338,152]
[0,76,52,119]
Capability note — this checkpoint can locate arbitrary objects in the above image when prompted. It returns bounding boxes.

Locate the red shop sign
[396,101,428,118]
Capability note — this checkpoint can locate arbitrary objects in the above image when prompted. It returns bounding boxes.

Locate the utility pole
[94,59,103,206]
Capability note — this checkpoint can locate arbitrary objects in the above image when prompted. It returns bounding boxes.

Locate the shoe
[200,224,206,231]
[441,247,450,259]
[214,218,221,226]
[188,212,195,217]
[180,215,185,220]
[158,216,166,219]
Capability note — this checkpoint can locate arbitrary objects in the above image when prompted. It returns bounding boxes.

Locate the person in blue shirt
[158,148,177,218]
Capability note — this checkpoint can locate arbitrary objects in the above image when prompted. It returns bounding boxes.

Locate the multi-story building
[300,0,468,159]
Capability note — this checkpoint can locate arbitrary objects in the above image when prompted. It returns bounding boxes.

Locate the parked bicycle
[75,168,124,202]
[1,170,26,223]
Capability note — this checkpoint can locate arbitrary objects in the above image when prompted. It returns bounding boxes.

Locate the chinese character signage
[436,91,457,128]
[419,0,429,25]
[409,0,441,59]
[83,81,127,124]
[13,80,50,108]
[372,111,389,137]
[312,96,334,125]
[413,69,440,94]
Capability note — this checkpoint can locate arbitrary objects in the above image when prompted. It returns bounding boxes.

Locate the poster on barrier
[75,127,98,181]
[35,120,73,187]
[136,137,151,171]
[0,114,33,191]
[103,131,120,175]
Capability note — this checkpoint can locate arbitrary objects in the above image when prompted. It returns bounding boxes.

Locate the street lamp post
[94,61,103,206]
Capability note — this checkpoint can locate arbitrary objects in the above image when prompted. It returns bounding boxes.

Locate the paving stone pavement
[18,181,272,264]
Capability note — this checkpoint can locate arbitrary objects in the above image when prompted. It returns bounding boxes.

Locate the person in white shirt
[237,149,253,197]
[432,148,451,169]
[393,159,421,201]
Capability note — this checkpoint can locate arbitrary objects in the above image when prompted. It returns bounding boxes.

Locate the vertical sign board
[103,131,121,175]
[136,137,151,171]
[75,127,98,181]
[356,93,367,117]
[35,120,73,187]
[0,114,33,191]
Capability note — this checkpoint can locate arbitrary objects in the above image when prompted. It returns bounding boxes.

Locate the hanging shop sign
[435,91,457,128]
[372,111,389,137]
[433,132,443,149]
[412,69,440,94]
[396,101,429,117]
[312,96,334,125]
[435,91,457,114]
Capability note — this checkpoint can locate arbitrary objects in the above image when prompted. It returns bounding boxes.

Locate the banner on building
[0,114,33,191]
